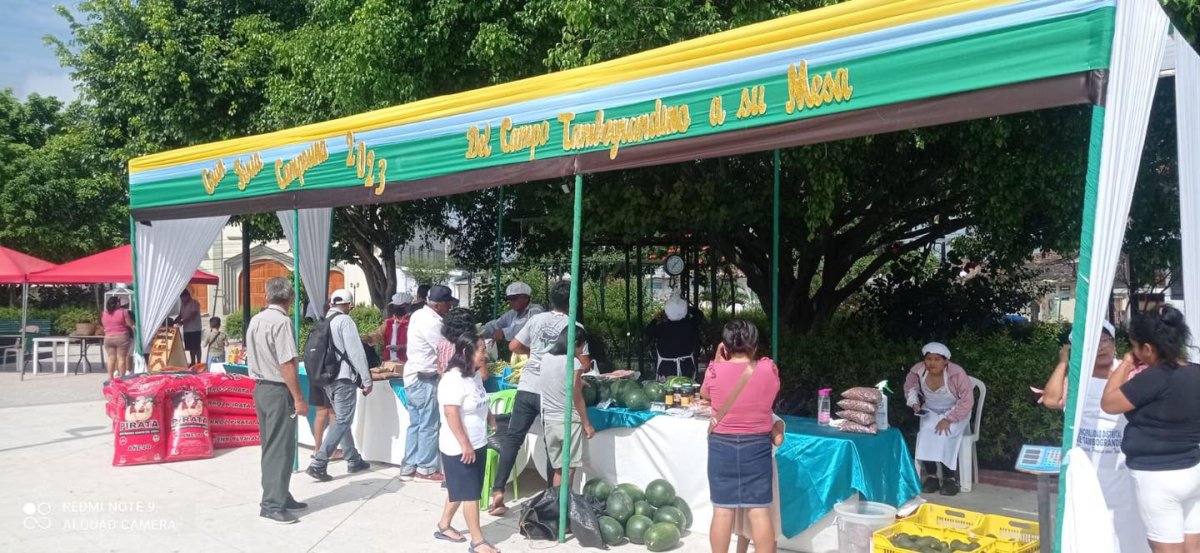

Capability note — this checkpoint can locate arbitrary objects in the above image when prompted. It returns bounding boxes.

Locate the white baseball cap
[506,282,533,297]
[390,292,413,306]
[330,289,353,305]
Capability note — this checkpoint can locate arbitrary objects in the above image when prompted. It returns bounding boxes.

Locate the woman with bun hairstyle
[1102,305,1200,553]
[700,319,780,553]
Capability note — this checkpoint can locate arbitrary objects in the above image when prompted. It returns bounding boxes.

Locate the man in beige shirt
[246,277,309,524]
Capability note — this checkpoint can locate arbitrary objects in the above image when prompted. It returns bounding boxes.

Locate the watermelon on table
[624,388,651,411]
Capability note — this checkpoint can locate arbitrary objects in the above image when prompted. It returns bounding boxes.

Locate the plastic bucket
[834,500,898,553]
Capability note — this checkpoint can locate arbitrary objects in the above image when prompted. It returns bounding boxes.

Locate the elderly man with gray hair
[246,277,308,524]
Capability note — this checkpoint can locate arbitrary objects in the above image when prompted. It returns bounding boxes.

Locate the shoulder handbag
[708,360,756,434]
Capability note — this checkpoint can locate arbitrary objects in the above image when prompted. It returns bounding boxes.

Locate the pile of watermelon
[583,477,692,551]
[583,377,689,412]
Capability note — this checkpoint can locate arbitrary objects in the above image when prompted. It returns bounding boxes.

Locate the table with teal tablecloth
[573,408,920,538]
[776,416,921,536]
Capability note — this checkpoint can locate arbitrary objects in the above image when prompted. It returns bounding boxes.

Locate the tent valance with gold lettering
[129,0,1117,219]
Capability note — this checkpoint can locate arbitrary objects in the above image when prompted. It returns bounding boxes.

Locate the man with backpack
[305,289,373,482]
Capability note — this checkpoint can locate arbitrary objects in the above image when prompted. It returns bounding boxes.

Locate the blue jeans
[402,379,440,474]
[310,380,362,470]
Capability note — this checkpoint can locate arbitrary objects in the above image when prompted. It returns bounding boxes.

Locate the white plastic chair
[1,325,39,373]
[913,376,986,493]
[958,377,986,492]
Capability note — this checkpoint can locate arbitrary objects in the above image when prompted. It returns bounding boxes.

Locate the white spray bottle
[874,379,892,431]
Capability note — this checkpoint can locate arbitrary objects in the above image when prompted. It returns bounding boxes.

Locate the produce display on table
[582,376,698,412]
[583,477,689,551]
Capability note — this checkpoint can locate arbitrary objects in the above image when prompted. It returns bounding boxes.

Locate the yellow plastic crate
[875,521,996,553]
[908,503,985,532]
[971,514,1039,553]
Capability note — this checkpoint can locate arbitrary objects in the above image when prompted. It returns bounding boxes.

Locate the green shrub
[225,311,244,340]
[54,307,99,334]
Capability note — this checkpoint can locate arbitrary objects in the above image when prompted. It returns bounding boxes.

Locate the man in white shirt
[305,289,373,482]
[482,281,544,343]
[401,285,457,482]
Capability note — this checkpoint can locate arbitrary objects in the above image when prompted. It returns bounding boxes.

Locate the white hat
[390,292,413,306]
[330,288,353,305]
[922,342,952,359]
[506,282,533,297]
[664,290,687,322]
[1068,320,1116,342]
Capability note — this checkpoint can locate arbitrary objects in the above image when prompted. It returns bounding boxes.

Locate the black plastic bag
[518,487,606,549]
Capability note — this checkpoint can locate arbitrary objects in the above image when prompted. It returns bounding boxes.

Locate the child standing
[204,316,229,370]
[538,325,596,487]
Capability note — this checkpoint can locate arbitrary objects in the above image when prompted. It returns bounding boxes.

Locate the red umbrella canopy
[27,245,218,285]
[0,246,57,284]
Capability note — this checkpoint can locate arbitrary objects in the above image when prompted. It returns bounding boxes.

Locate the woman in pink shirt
[700,319,780,553]
[100,296,134,380]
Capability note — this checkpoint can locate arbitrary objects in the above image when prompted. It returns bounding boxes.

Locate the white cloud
[18,71,77,102]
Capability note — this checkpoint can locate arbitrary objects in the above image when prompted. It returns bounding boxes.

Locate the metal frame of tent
[124,1,1200,549]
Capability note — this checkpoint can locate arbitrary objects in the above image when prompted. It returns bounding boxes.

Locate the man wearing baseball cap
[482,281,544,343]
[306,289,373,482]
[400,284,459,481]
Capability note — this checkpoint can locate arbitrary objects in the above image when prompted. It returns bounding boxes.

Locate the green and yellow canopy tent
[127,0,1200,549]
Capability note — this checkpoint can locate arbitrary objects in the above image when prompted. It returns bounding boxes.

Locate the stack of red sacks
[103,372,260,466]
[196,373,260,449]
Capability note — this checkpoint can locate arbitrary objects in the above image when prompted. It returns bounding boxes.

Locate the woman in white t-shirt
[434,333,500,553]
[1042,322,1149,553]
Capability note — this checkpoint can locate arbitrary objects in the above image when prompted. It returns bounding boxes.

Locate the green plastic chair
[481,389,519,509]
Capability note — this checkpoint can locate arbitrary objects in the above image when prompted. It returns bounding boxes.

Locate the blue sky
[0,0,78,101]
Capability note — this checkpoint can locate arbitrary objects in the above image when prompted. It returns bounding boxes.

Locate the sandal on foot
[469,540,500,553]
[434,525,467,543]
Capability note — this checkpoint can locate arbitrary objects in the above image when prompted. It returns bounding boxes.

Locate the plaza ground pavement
[0,367,1040,553]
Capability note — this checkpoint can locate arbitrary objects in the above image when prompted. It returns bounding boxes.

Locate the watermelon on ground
[672,497,694,529]
[645,479,676,507]
[654,505,687,531]
[645,521,682,552]
[617,483,645,504]
[606,490,635,523]
[625,514,654,544]
[634,500,658,519]
[598,515,625,546]
[584,478,614,501]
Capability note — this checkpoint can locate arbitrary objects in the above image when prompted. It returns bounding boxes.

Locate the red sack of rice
[197,372,256,399]
[165,382,213,462]
[209,414,259,433]
[836,410,876,427]
[836,398,878,414]
[206,396,256,416]
[212,432,261,449]
[112,377,169,466]
[841,387,883,404]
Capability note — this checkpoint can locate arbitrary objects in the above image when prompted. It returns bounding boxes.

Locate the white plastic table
[32,337,77,375]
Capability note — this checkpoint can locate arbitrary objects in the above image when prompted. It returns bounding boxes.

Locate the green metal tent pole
[292,209,302,473]
[495,186,505,319]
[18,281,28,380]
[558,174,584,542]
[771,149,781,361]
[130,216,144,359]
[1054,105,1106,553]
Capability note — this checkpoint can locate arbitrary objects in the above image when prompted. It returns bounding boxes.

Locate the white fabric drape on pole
[1176,35,1200,362]
[134,216,229,349]
[1069,0,1169,442]
[277,208,333,319]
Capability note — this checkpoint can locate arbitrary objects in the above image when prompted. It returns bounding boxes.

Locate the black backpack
[305,312,346,387]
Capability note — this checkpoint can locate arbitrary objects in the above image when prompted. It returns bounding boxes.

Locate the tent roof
[28,245,219,285]
[0,246,57,284]
[129,0,1119,220]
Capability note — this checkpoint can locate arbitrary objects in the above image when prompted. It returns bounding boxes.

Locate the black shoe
[306,466,333,482]
[284,499,308,511]
[922,476,941,494]
[260,509,298,524]
[347,459,370,474]
[940,478,961,496]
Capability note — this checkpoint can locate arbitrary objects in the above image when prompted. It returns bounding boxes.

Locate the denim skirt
[707,432,773,508]
[442,448,486,502]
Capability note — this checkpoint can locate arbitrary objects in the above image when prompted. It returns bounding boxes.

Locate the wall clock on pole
[664,254,685,276]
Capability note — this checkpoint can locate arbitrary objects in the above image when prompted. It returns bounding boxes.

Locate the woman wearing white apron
[1042,322,1149,553]
[904,342,974,496]
[645,290,705,379]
